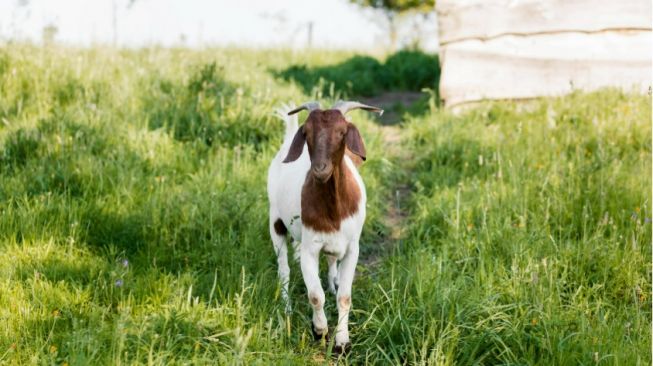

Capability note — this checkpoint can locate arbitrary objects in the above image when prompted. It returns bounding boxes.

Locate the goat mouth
[312,169,333,183]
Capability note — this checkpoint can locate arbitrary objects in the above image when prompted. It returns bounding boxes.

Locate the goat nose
[314,162,327,172]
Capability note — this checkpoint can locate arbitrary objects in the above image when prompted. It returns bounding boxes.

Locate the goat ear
[283,126,306,163]
[345,123,366,161]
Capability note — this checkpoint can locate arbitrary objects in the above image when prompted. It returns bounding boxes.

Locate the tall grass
[0,45,650,365]
[353,91,651,364]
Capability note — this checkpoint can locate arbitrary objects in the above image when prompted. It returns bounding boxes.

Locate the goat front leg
[300,242,328,340]
[334,242,359,355]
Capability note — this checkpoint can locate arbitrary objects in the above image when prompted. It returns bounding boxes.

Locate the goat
[267,100,382,355]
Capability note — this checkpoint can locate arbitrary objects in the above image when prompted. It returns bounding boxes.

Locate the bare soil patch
[360,91,425,125]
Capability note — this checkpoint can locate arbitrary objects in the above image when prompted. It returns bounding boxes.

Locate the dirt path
[361,91,423,125]
[359,124,411,268]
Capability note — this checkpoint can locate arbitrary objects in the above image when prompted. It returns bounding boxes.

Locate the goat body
[267,102,380,355]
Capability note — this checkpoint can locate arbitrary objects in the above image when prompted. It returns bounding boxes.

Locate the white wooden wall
[436,0,652,107]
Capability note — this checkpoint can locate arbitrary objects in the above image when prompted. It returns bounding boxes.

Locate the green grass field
[0,45,650,365]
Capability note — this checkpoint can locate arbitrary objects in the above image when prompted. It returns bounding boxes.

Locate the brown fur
[338,295,351,309]
[283,109,365,233]
[301,160,361,232]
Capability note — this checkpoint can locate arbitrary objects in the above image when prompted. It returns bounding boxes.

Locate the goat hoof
[311,323,329,342]
[333,342,351,357]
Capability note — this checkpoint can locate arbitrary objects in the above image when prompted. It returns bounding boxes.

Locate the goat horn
[287,101,321,115]
[332,101,384,116]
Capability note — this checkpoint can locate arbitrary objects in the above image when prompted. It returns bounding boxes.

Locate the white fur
[267,104,366,348]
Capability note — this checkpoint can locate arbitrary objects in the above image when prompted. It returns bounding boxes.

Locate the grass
[0,44,650,365]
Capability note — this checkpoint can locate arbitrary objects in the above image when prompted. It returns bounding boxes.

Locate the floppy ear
[345,123,366,161]
[283,126,306,163]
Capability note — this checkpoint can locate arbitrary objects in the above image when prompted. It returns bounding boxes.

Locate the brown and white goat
[267,101,382,355]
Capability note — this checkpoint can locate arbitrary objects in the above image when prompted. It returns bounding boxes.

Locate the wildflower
[52,309,60,317]
[115,279,124,288]
[49,345,57,354]
[121,259,129,268]
[645,217,651,224]
[531,318,538,326]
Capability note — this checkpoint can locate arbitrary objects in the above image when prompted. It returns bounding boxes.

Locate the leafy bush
[275,49,439,97]
[383,50,439,91]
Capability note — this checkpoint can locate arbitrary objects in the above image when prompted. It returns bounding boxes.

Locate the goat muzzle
[312,162,333,183]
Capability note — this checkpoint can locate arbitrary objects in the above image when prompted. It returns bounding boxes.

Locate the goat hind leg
[327,255,338,295]
[270,218,292,314]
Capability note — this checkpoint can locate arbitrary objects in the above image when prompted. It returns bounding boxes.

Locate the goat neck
[301,155,360,233]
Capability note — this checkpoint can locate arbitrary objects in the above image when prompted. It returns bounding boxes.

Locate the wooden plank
[446,31,652,61]
[440,32,652,106]
[437,0,652,44]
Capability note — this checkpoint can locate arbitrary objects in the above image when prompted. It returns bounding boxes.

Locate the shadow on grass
[13,255,102,285]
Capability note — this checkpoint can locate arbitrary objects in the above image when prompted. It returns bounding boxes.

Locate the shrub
[383,50,439,91]
[274,49,439,97]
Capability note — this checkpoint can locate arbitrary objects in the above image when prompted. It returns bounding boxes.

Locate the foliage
[0,44,650,365]
[350,0,435,13]
[384,49,440,91]
[275,49,439,97]
[349,0,436,50]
